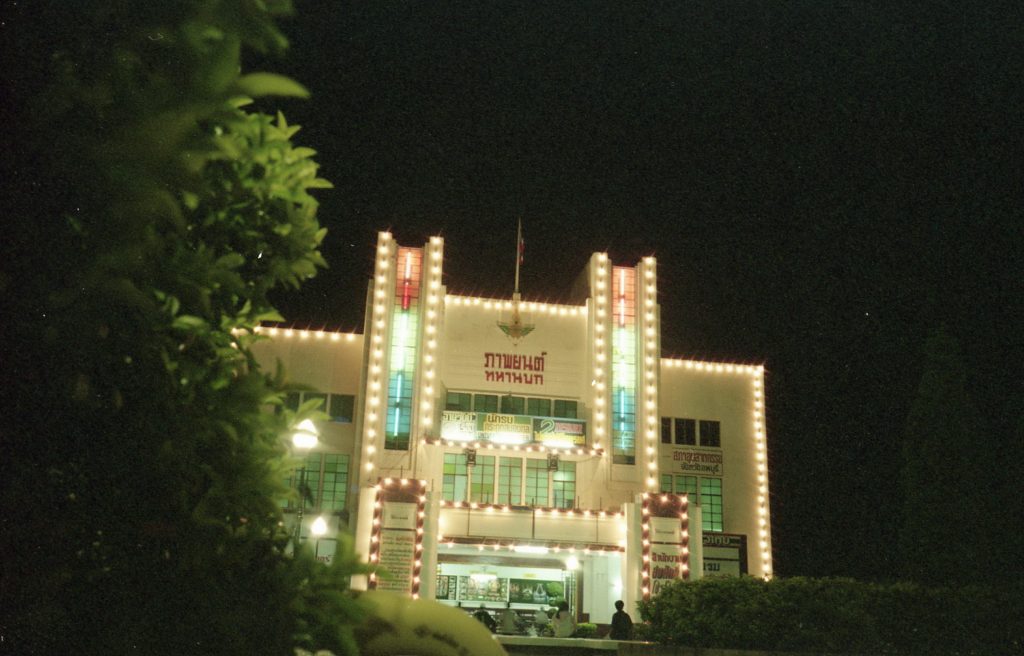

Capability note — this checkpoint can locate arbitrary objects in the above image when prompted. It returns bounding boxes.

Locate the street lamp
[291,419,319,549]
[311,516,328,537]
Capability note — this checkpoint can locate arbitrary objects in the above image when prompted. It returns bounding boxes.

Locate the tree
[897,326,996,585]
[1,2,365,653]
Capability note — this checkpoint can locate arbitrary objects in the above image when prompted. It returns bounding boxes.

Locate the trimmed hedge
[637,577,1023,655]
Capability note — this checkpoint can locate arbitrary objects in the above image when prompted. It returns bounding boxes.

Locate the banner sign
[441,411,586,446]
[458,575,509,603]
[435,574,458,600]
[533,417,587,445]
[508,578,564,605]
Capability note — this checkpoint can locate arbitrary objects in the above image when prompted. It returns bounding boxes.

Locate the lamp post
[291,419,319,549]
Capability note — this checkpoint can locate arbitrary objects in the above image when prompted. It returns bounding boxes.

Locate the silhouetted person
[552,600,576,638]
[609,600,633,640]
[499,602,520,634]
[473,604,497,633]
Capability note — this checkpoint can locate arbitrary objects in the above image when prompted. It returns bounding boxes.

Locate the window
[283,391,356,423]
[304,392,327,414]
[498,457,522,505]
[699,420,721,447]
[285,453,350,511]
[501,395,525,415]
[701,478,723,532]
[612,393,636,464]
[442,453,469,502]
[674,475,698,497]
[553,399,577,418]
[660,417,672,444]
[445,392,472,411]
[471,455,495,503]
[320,454,349,510]
[674,418,696,445]
[329,394,355,423]
[525,459,549,506]
[553,461,576,509]
[527,397,552,417]
[658,474,697,497]
[473,394,498,412]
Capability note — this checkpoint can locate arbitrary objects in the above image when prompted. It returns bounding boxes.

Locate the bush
[575,622,598,638]
[631,623,654,642]
[638,577,1024,655]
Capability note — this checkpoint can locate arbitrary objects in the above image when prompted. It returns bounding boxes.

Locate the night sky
[252,2,1023,580]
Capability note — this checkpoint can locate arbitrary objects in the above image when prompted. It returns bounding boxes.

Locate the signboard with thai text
[650,543,684,595]
[441,410,586,446]
[377,529,416,592]
[532,417,586,446]
[671,449,724,475]
[483,352,546,385]
[702,533,747,578]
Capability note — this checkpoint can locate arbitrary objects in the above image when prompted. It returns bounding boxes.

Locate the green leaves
[234,72,310,98]
[5,2,356,654]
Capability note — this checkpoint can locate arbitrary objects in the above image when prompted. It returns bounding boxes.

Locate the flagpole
[514,218,522,297]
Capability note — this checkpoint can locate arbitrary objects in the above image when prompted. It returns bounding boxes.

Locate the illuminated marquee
[611,266,637,464]
[641,492,690,599]
[385,247,423,450]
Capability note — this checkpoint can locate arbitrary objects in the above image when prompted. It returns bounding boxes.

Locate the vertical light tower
[589,253,611,455]
[636,257,660,491]
[358,232,442,486]
[610,264,637,465]
[359,232,396,486]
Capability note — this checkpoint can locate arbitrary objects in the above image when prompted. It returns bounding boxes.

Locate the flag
[517,221,525,265]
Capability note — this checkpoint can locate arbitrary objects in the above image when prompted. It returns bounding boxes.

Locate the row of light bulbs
[752,374,772,578]
[254,326,358,341]
[438,499,624,518]
[663,359,765,375]
[417,237,445,436]
[591,254,610,451]
[362,233,395,478]
[639,259,660,491]
[446,295,584,315]
[441,540,626,554]
[424,437,601,457]
[251,333,762,382]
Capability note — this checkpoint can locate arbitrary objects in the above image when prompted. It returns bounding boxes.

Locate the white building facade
[252,232,772,623]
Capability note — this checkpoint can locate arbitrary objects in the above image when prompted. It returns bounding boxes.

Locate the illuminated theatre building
[252,232,772,621]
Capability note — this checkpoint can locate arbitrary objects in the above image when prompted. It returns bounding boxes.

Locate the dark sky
[256,2,1023,579]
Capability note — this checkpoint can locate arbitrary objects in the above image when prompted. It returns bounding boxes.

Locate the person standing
[609,600,633,640]
[472,604,497,633]
[499,603,520,634]
[552,600,576,638]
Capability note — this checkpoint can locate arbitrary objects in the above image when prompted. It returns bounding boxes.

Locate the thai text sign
[532,417,586,445]
[377,529,416,592]
[484,352,546,385]
[702,533,747,578]
[650,543,684,595]
[441,411,586,445]
[672,449,724,475]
